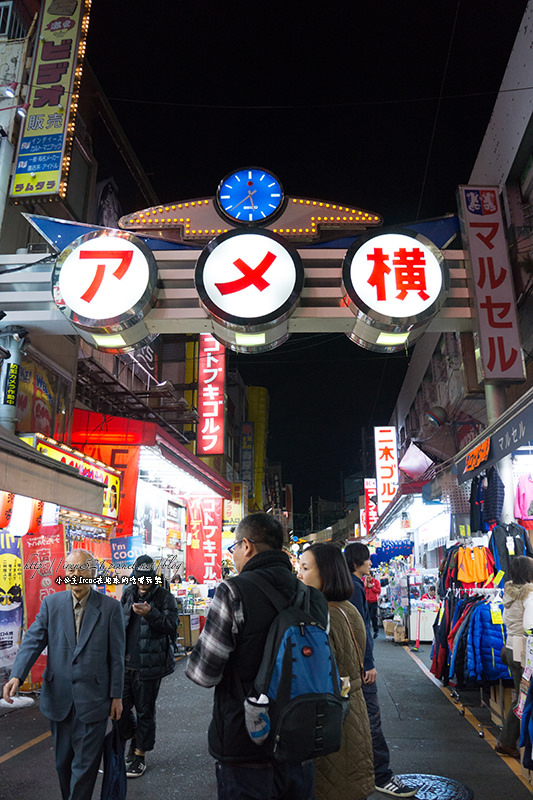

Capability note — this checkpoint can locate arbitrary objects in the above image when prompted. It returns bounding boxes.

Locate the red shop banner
[186,495,223,583]
[21,525,66,686]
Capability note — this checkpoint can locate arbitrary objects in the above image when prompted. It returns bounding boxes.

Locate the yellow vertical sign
[10,0,91,199]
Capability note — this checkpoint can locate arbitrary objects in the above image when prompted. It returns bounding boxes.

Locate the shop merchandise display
[488,522,533,581]
[515,473,533,530]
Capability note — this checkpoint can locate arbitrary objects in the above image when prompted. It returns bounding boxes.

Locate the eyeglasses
[228,537,255,554]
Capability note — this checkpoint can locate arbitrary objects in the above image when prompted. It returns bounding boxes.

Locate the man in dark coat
[2,549,124,800]
[186,512,329,800]
[118,554,178,778]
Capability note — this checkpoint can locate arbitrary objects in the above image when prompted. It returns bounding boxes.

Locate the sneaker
[126,754,146,778]
[125,739,136,769]
[376,775,420,797]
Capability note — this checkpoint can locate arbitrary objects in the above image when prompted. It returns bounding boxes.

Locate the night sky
[85,1,528,512]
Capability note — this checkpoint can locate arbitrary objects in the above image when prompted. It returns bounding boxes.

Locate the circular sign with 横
[51,230,158,351]
[341,229,449,352]
[195,228,304,353]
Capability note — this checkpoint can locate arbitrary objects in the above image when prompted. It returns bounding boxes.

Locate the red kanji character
[477,256,506,290]
[378,446,395,461]
[480,296,512,328]
[486,337,519,372]
[367,247,390,301]
[393,247,429,300]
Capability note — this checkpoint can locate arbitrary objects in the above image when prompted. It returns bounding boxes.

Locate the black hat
[132,555,156,581]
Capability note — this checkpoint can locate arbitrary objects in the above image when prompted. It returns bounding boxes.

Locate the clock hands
[230,189,257,210]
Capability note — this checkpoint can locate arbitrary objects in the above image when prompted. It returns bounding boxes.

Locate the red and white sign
[52,230,157,332]
[458,186,525,382]
[343,231,446,320]
[195,228,304,326]
[185,495,222,583]
[364,478,378,532]
[374,427,399,516]
[197,333,225,455]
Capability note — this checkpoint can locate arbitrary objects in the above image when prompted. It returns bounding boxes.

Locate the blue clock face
[217,168,284,224]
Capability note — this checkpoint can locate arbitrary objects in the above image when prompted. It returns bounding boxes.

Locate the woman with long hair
[298,543,374,800]
[497,555,533,758]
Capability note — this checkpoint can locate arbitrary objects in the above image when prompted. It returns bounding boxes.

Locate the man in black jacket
[119,555,178,778]
[186,512,328,800]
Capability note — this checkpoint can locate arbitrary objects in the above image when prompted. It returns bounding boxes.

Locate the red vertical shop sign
[197,333,225,455]
[374,427,399,516]
[21,525,65,685]
[186,496,222,582]
[458,186,525,382]
[364,478,378,532]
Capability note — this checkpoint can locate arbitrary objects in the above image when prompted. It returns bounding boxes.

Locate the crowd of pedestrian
[3,513,424,800]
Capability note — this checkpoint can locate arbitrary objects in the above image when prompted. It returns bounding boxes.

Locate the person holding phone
[118,555,178,778]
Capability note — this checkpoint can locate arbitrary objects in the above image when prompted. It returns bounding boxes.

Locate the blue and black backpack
[239,573,347,763]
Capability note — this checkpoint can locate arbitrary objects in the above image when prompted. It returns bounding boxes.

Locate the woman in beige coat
[299,543,374,800]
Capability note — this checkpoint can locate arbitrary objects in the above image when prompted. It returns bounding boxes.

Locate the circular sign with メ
[52,230,158,332]
[195,228,304,328]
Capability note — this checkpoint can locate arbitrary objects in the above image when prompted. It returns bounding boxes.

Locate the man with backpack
[186,512,330,800]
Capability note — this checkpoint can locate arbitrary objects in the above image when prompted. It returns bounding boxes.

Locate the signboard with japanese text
[185,495,223,583]
[364,478,378,533]
[223,482,247,527]
[10,0,91,199]
[197,332,225,455]
[20,434,121,518]
[342,229,448,329]
[52,230,158,337]
[21,525,65,686]
[458,186,525,382]
[195,228,304,328]
[240,422,254,497]
[374,427,399,516]
[0,532,23,677]
[110,535,144,566]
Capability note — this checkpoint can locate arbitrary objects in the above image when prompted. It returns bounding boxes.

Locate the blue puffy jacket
[466,601,510,682]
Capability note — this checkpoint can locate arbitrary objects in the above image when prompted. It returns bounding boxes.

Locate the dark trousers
[50,708,107,800]
[215,760,315,800]
[362,681,393,787]
[118,668,162,752]
[500,646,523,748]
[368,602,379,635]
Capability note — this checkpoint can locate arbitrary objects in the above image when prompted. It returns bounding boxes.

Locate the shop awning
[0,426,105,513]
[453,385,533,483]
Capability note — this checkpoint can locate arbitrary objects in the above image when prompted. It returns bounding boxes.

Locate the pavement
[1,630,532,799]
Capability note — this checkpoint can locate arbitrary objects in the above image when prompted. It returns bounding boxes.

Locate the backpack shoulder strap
[238,571,310,614]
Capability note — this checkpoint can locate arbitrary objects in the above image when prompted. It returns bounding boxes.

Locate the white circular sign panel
[346,232,444,319]
[196,230,304,327]
[52,230,157,331]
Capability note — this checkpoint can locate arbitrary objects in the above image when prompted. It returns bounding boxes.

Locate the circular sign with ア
[52,230,158,333]
[195,228,304,329]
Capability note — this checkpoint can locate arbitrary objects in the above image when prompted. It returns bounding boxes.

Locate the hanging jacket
[484,466,505,527]
[466,601,510,683]
[489,523,533,582]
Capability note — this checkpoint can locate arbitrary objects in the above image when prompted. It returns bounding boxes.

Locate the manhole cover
[397,774,474,800]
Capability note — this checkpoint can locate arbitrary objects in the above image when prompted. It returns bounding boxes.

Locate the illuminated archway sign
[51,229,158,352]
[195,228,304,353]
[342,229,450,352]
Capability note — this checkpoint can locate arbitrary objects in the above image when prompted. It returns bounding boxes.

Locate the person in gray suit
[2,549,125,800]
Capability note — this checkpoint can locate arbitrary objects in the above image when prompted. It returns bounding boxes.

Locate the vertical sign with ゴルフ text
[197,333,225,455]
[10,0,91,199]
[458,186,525,382]
[186,496,222,582]
[374,428,399,516]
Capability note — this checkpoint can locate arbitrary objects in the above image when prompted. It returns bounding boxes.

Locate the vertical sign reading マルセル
[458,186,525,382]
[10,0,90,199]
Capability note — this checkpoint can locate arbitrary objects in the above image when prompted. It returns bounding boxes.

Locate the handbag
[100,720,127,800]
